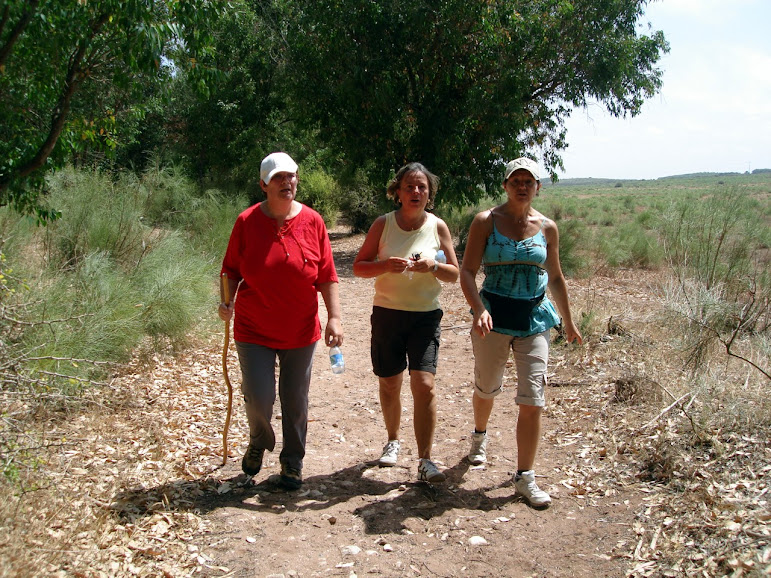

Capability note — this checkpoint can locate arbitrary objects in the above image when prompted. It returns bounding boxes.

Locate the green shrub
[626,226,663,268]
[139,161,200,228]
[661,189,760,294]
[45,167,148,270]
[133,231,213,346]
[297,168,341,227]
[555,218,588,277]
[0,164,225,394]
[660,187,770,377]
[186,189,248,258]
[635,209,656,229]
[338,169,388,233]
[24,251,144,383]
[596,230,626,268]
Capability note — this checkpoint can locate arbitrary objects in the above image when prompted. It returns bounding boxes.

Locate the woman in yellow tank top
[353,162,459,483]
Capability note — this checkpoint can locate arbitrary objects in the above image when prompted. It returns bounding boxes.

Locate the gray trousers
[235,340,317,471]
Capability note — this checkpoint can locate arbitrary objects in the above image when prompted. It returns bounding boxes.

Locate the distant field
[529,170,771,275]
[542,170,771,196]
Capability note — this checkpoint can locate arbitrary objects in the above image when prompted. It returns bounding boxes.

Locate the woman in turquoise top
[460,157,582,509]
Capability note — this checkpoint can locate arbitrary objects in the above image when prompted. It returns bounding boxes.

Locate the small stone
[468,536,488,546]
[341,545,361,556]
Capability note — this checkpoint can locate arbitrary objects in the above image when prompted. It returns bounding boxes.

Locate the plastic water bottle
[435,250,446,264]
[329,346,345,374]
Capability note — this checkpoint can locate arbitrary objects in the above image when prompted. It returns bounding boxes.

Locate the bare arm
[460,210,494,337]
[319,281,343,347]
[543,220,582,344]
[432,219,460,282]
[353,216,411,277]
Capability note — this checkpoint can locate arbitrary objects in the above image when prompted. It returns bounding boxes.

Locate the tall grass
[659,186,770,384]
[0,165,242,394]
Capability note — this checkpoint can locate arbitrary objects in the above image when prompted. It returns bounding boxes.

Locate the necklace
[398,211,426,231]
[499,205,530,225]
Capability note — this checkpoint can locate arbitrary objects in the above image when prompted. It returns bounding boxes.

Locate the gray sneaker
[417,459,446,483]
[468,431,488,465]
[378,440,400,466]
[514,470,551,509]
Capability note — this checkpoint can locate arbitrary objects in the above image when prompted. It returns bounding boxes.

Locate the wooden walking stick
[220,273,233,466]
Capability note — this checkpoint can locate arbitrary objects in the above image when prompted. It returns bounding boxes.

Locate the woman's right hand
[218,302,234,322]
[472,308,493,337]
[385,256,411,274]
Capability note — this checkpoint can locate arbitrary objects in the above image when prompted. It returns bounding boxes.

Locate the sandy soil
[7,225,766,578]
[184,230,649,578]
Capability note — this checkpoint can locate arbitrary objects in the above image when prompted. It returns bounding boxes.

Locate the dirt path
[185,232,646,577]
[7,230,667,577]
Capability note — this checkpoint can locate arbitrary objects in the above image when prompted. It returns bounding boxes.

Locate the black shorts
[370,306,443,378]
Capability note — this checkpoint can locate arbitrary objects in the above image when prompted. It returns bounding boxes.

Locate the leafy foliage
[285,0,668,204]
[0,0,228,218]
[2,0,669,220]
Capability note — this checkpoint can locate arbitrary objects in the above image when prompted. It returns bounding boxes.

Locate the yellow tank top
[373,211,442,312]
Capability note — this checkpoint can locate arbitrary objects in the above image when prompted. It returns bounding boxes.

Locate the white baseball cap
[260,152,298,184]
[504,157,540,181]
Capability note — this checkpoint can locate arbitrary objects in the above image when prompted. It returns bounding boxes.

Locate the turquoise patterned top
[480,219,560,337]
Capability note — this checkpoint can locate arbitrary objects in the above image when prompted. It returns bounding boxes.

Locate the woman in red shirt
[219,152,343,490]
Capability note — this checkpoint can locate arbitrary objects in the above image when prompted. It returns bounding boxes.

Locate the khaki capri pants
[471,330,550,407]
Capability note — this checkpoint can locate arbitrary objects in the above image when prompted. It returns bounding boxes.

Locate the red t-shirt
[221,203,338,349]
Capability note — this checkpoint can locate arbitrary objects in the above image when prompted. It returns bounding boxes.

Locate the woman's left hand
[408,257,435,274]
[325,318,344,347]
[563,320,583,345]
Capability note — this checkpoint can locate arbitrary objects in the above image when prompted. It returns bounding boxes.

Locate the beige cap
[504,157,540,181]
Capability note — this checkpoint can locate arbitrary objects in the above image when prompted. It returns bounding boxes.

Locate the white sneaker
[514,470,551,509]
[468,431,488,464]
[378,440,400,466]
[417,459,446,483]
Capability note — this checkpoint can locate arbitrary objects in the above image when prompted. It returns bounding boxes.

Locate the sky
[557,0,771,180]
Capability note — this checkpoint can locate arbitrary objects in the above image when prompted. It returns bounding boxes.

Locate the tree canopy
[1,0,668,217]
[0,0,226,220]
[285,0,668,203]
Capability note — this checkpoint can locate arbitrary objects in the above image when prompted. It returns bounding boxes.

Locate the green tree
[163,1,290,190]
[286,0,668,203]
[162,1,346,196]
[0,0,227,220]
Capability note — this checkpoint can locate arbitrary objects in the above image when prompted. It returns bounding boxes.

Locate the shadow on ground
[110,458,529,534]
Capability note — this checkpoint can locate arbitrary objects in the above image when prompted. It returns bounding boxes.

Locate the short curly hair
[386,162,439,210]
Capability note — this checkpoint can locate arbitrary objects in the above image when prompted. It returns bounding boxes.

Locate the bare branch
[641,391,695,430]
